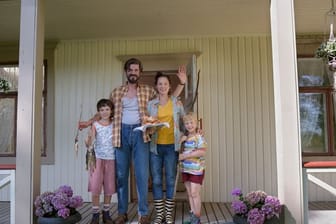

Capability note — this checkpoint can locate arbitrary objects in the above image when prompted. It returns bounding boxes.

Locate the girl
[85,98,115,224]
[179,112,207,224]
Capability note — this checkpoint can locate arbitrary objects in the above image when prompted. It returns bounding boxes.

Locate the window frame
[0,61,49,158]
[299,86,335,156]
[0,92,17,156]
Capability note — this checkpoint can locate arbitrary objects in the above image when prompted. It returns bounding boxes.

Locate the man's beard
[127,74,139,84]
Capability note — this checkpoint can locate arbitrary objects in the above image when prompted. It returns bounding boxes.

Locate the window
[0,62,48,157]
[298,58,336,156]
[0,93,16,156]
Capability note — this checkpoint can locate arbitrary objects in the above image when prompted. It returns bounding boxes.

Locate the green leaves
[0,78,10,92]
[316,40,336,60]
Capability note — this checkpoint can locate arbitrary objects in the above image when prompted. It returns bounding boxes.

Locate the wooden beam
[270,0,304,223]
[15,0,45,223]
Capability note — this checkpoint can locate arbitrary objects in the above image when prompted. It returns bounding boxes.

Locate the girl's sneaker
[183,211,194,224]
[102,210,113,224]
[191,214,201,224]
[90,213,100,224]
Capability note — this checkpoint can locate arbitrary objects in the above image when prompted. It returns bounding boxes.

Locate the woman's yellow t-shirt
[157,99,174,144]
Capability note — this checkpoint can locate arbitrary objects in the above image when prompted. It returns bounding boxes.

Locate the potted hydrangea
[231,188,282,224]
[34,185,83,224]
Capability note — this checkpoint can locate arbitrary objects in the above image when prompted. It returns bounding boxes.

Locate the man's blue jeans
[116,123,149,216]
[150,144,178,200]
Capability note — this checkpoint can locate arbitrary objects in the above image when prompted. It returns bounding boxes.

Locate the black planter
[37,212,82,224]
[233,214,280,224]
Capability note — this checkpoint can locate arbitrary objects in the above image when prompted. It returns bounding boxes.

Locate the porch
[1,201,336,224]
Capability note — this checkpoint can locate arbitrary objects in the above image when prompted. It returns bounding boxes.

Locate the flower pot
[37,212,81,224]
[233,214,280,224]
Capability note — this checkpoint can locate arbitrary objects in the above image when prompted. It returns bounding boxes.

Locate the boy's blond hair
[182,112,198,125]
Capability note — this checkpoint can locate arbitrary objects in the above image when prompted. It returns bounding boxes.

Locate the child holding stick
[85,98,116,224]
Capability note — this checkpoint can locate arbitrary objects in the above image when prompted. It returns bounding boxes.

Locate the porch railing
[0,164,15,224]
[303,161,336,224]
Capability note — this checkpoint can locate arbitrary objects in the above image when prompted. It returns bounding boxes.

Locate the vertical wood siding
[1,36,333,202]
[0,36,333,202]
[46,36,278,202]
[1,37,334,202]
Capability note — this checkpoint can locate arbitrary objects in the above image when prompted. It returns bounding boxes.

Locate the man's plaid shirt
[110,83,156,147]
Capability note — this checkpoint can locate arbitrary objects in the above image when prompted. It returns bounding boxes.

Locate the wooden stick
[173,142,185,199]
[74,104,83,157]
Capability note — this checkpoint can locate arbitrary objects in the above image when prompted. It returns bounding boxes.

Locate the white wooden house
[0,0,336,223]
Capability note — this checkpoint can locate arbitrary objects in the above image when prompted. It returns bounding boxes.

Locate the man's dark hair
[96,98,114,114]
[124,58,143,72]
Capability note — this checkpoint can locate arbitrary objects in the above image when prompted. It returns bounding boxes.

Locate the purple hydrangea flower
[231,188,281,222]
[34,185,83,219]
[35,207,45,217]
[261,196,282,219]
[51,192,69,210]
[42,202,54,213]
[247,208,265,224]
[265,195,281,209]
[69,195,84,208]
[232,200,248,214]
[57,207,70,218]
[231,188,242,196]
[57,185,73,197]
[245,190,267,206]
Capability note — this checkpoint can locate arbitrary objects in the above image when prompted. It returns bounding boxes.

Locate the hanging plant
[315,40,336,61]
[315,40,336,71]
[0,78,10,92]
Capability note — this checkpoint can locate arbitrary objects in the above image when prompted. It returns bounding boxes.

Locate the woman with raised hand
[147,70,185,224]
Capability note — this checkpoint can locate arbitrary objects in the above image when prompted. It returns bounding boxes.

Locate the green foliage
[0,78,10,92]
[315,40,336,60]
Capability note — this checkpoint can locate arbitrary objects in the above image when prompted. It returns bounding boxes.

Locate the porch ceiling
[0,0,332,42]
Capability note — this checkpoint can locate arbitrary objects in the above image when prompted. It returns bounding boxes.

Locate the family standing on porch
[79,58,207,224]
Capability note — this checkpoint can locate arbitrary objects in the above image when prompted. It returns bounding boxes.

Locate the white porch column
[270,0,304,223]
[16,0,45,223]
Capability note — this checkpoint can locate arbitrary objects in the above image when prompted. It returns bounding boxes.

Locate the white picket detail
[0,169,15,224]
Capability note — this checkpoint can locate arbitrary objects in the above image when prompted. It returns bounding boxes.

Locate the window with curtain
[0,63,48,157]
[298,58,336,156]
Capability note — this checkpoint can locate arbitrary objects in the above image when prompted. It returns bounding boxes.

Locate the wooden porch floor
[1,201,336,223]
[78,201,234,224]
[0,201,234,224]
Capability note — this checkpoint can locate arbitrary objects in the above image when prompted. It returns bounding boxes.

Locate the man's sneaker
[102,210,113,224]
[138,215,150,224]
[90,213,100,224]
[114,213,128,224]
